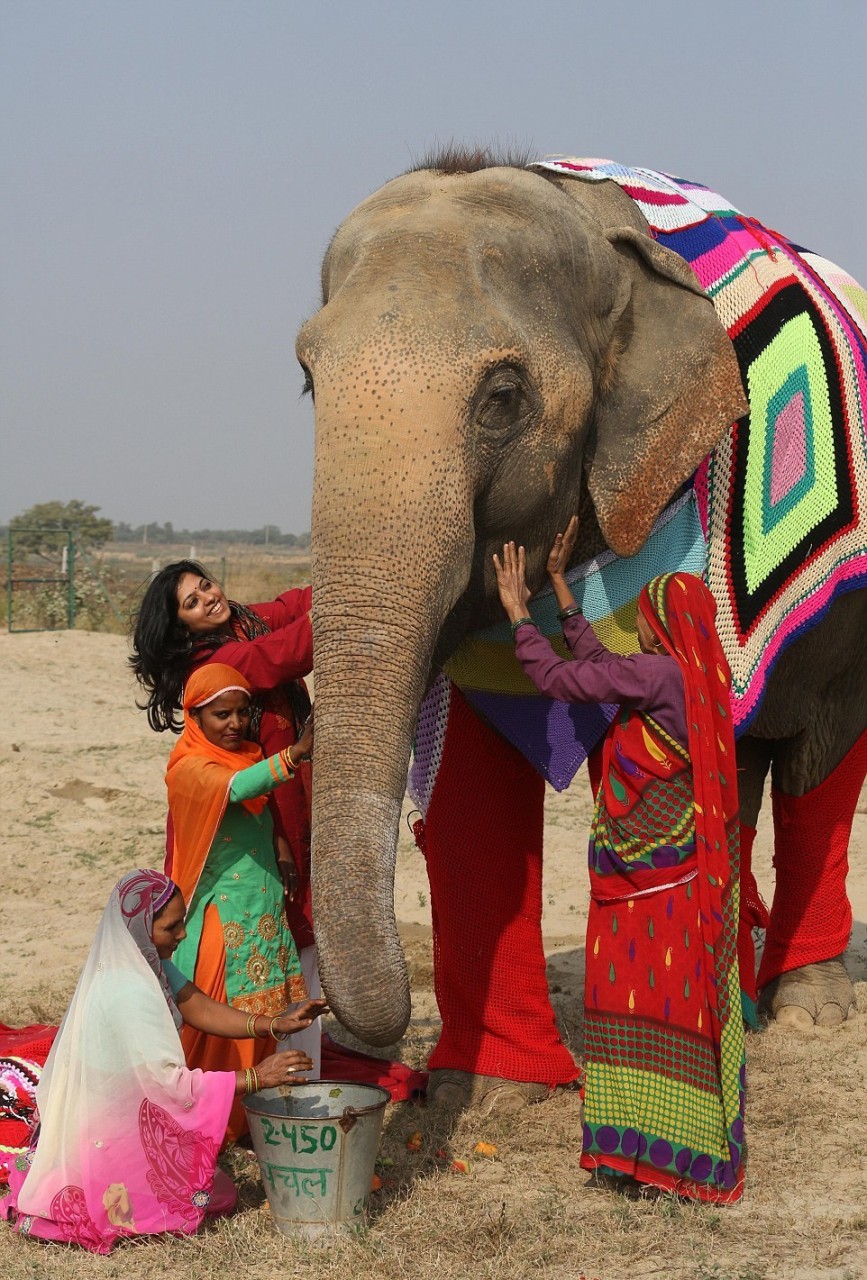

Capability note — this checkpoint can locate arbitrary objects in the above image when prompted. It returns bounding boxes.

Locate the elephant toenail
[773,1005,815,1031]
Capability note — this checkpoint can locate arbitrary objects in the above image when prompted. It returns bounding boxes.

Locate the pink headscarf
[116,869,182,1028]
[3,870,236,1251]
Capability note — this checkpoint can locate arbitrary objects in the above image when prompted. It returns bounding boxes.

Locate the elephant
[297,150,867,1102]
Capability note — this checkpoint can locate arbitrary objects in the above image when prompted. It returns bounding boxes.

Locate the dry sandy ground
[1,630,866,1280]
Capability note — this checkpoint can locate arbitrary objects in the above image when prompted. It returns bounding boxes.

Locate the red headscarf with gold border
[637,572,740,1039]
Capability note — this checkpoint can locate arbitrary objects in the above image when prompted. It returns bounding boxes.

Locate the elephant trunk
[310,412,472,1045]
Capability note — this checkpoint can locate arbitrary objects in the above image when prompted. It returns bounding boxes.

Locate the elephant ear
[587,226,748,556]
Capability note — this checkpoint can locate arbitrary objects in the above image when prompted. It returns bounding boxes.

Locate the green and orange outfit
[166,663,306,1141]
[514,573,745,1202]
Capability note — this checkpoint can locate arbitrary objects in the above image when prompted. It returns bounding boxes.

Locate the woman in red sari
[494,523,746,1203]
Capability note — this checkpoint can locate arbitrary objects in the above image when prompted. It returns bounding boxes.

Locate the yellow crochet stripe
[444,601,641,695]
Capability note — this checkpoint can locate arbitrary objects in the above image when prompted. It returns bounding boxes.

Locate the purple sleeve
[562,613,610,661]
[514,623,687,744]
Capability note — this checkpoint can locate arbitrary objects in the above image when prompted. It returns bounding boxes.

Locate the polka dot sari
[581,573,745,1202]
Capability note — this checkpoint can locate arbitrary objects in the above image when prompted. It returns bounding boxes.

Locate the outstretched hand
[493,541,532,623]
[546,515,579,579]
[272,998,329,1039]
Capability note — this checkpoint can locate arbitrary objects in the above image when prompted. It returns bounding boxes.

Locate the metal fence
[4,533,308,633]
[6,528,77,632]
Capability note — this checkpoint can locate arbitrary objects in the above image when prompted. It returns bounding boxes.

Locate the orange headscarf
[165,663,267,906]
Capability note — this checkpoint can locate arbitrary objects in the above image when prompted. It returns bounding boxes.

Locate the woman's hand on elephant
[493,541,532,622]
[255,1050,314,1089]
[272,998,329,1038]
[546,515,579,580]
[274,834,298,903]
[277,859,298,904]
[294,706,314,761]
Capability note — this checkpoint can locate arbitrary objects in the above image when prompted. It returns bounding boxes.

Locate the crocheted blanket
[411,159,867,803]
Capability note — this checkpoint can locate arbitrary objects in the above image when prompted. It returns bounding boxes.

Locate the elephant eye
[489,383,521,408]
[475,368,532,434]
[299,366,315,401]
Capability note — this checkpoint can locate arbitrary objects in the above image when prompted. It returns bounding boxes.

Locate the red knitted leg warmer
[757,728,867,989]
[423,687,578,1085]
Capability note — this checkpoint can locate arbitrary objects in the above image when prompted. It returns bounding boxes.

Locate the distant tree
[10,500,114,557]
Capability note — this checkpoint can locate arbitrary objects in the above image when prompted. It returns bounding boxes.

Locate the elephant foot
[427,1069,552,1116]
[758,958,857,1028]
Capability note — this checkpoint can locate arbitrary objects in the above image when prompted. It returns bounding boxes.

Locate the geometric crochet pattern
[736,291,847,608]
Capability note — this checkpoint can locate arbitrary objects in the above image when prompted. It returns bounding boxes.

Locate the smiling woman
[175,571,232,634]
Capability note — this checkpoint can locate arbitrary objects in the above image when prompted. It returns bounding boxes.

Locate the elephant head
[296,159,747,1045]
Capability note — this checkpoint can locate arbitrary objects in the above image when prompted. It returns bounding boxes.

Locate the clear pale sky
[4,0,866,531]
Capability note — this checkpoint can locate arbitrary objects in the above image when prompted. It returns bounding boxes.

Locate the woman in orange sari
[166,663,319,1140]
[495,525,745,1202]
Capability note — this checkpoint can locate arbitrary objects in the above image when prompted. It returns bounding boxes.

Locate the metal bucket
[243,1079,391,1239]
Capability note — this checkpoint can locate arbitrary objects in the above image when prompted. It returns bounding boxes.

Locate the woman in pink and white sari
[2,870,320,1253]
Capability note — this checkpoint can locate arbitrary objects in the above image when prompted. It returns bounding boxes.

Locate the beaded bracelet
[510,616,536,636]
[557,605,582,620]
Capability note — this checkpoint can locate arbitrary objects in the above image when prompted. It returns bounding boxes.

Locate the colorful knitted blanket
[410,158,867,804]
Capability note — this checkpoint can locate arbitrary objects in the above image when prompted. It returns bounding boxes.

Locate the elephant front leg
[757,727,867,1027]
[421,685,579,1110]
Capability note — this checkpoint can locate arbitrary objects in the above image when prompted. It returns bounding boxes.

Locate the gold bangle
[269,1016,289,1043]
[246,1014,256,1039]
[285,746,297,772]
[244,1067,252,1094]
[249,1066,260,1094]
